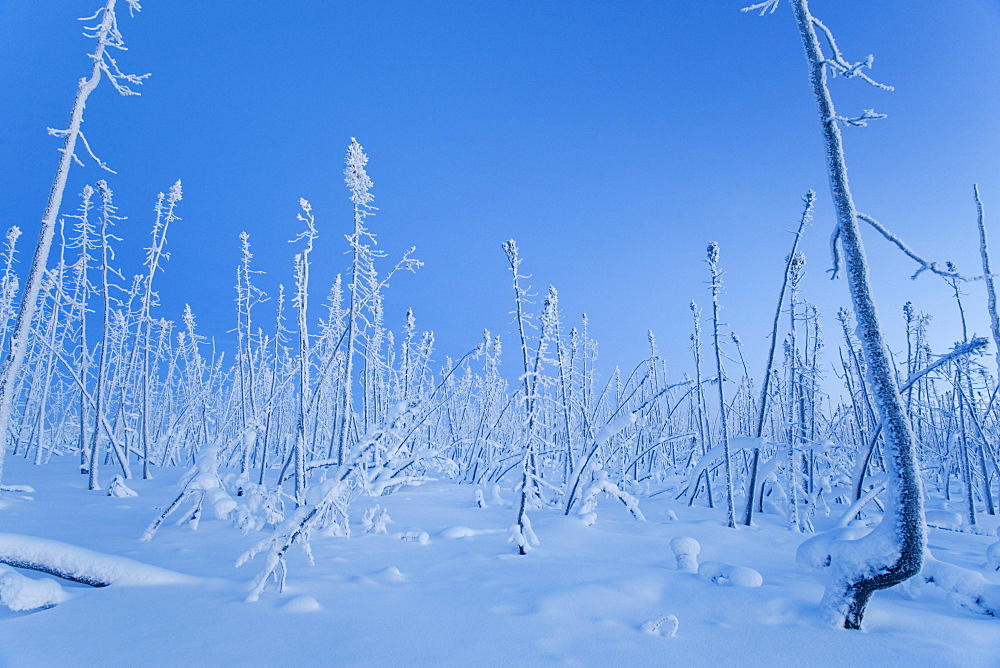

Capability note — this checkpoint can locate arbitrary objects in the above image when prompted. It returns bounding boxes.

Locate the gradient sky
[2,1,999,387]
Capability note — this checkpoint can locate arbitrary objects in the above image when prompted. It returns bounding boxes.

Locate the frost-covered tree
[745,0,925,628]
[336,138,420,464]
[503,240,541,554]
[0,0,146,486]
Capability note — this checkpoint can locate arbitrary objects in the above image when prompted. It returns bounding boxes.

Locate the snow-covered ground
[0,454,997,667]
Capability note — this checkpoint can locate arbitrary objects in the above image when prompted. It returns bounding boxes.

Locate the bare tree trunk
[707,242,736,528]
[745,191,814,526]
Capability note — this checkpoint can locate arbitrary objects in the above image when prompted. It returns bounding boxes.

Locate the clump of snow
[664,510,678,522]
[232,483,285,534]
[185,447,237,521]
[577,470,645,525]
[0,569,67,611]
[796,521,927,625]
[641,614,679,637]
[698,561,763,587]
[361,505,391,534]
[475,488,487,508]
[107,475,137,498]
[670,536,700,572]
[593,410,637,445]
[986,541,1000,572]
[141,445,237,541]
[490,484,511,507]
[280,595,322,613]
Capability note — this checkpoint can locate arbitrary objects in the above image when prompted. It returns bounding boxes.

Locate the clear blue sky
[2,1,999,384]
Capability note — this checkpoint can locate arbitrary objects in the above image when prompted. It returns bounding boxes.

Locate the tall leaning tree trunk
[0,1,127,486]
[791,0,924,629]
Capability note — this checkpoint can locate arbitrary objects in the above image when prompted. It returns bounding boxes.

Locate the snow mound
[374,566,406,583]
[0,533,197,587]
[440,526,476,539]
[0,569,67,611]
[698,561,763,587]
[281,595,322,613]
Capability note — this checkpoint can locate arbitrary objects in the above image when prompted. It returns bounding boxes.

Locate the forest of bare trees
[1,0,998,638]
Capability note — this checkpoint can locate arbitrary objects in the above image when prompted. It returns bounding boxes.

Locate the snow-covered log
[0,533,194,587]
[919,554,1000,617]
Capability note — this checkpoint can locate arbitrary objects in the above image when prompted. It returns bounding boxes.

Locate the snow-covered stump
[670,536,700,573]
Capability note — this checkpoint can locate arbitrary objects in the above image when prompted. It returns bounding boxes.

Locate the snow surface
[0,456,998,666]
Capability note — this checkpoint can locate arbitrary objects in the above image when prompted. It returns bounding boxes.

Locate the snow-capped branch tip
[502,238,520,265]
[834,109,888,128]
[741,0,780,15]
[706,241,719,265]
[167,180,182,203]
[345,138,375,211]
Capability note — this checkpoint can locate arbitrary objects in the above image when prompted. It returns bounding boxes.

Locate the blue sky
[2,1,999,383]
